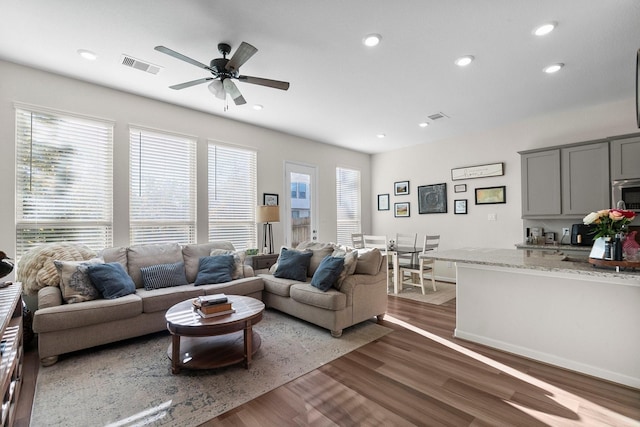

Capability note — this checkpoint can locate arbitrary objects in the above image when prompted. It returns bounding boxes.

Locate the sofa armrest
[338,269,387,304]
[38,286,63,310]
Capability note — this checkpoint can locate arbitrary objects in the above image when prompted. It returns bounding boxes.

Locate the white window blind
[15,108,114,257]
[336,167,361,246]
[208,143,257,250]
[130,128,196,245]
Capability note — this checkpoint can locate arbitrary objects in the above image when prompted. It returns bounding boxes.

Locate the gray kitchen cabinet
[561,142,610,215]
[520,140,610,218]
[521,149,561,216]
[610,134,640,180]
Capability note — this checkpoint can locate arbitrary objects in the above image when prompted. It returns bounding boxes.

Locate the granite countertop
[514,242,591,252]
[423,248,640,282]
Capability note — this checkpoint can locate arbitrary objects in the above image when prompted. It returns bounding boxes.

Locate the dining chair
[351,233,364,249]
[399,235,440,294]
[362,235,392,291]
[395,233,417,265]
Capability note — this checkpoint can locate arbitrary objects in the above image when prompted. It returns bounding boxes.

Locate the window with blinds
[208,143,257,250]
[336,167,361,246]
[130,128,196,245]
[15,107,114,257]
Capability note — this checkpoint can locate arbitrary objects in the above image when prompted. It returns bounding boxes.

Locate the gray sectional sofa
[27,240,388,366]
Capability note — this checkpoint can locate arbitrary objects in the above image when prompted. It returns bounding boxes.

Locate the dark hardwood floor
[16,293,640,426]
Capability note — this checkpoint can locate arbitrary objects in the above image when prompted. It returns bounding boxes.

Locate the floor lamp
[256,205,280,254]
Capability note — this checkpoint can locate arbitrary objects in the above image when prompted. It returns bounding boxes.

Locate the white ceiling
[1,1,639,154]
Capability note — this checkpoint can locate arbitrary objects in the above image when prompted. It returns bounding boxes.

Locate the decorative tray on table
[588,258,640,271]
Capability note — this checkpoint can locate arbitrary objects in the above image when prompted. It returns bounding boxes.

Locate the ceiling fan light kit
[155,41,290,107]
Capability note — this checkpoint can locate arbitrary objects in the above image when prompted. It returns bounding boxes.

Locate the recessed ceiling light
[376,133,386,138]
[418,122,429,128]
[454,55,474,67]
[533,22,557,36]
[77,49,97,61]
[363,34,382,47]
[252,104,263,111]
[543,63,564,74]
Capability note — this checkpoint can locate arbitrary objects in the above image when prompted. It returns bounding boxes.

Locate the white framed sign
[451,162,504,181]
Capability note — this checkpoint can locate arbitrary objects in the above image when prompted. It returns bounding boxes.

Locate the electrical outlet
[562,228,570,236]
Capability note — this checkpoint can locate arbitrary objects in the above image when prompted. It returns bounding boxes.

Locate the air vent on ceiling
[121,55,161,75]
[427,112,449,121]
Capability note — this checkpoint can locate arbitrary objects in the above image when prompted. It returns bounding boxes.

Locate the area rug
[30,310,391,427]
[389,280,457,305]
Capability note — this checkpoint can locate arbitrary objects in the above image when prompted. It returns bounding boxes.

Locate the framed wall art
[475,186,506,205]
[454,184,467,193]
[377,193,390,211]
[451,162,504,181]
[418,183,447,214]
[394,181,410,195]
[263,193,279,206]
[454,199,467,214]
[394,202,410,217]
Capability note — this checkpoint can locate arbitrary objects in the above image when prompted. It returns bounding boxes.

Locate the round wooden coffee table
[165,295,265,374]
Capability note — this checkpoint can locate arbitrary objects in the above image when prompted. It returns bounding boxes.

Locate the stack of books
[194,294,235,318]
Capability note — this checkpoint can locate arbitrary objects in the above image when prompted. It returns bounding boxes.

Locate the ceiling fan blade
[225,42,258,72]
[170,77,213,90]
[223,79,246,105]
[238,75,290,91]
[155,46,213,71]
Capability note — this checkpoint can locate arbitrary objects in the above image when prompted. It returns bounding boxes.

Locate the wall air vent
[427,112,449,121]
[121,55,161,75]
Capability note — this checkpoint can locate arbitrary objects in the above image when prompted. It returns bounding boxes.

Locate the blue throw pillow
[194,255,235,286]
[86,262,136,299]
[311,256,345,291]
[140,261,188,290]
[273,248,313,281]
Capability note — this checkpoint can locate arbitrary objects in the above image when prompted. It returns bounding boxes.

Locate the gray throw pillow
[87,262,136,299]
[273,248,313,281]
[310,256,344,291]
[194,255,235,286]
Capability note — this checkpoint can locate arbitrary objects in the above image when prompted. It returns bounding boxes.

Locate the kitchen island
[423,248,640,388]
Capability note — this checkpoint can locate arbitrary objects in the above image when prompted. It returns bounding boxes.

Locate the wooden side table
[245,253,279,272]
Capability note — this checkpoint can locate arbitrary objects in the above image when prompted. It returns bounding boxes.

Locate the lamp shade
[256,205,280,223]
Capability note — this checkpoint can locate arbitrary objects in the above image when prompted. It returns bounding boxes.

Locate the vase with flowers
[583,208,636,259]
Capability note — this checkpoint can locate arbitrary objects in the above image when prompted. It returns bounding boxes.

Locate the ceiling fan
[154,42,290,106]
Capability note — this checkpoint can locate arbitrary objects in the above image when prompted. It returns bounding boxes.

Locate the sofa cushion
[98,246,128,270]
[290,283,347,311]
[210,249,245,280]
[182,241,236,283]
[54,258,103,303]
[310,256,344,291]
[273,248,313,281]
[194,255,235,285]
[140,261,189,290]
[260,274,303,297]
[127,243,183,288]
[355,248,382,275]
[136,285,204,313]
[87,262,137,299]
[33,294,143,333]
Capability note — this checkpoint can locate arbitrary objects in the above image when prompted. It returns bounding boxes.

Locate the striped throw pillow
[140,261,188,290]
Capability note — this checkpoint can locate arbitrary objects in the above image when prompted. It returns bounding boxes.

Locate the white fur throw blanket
[18,243,96,295]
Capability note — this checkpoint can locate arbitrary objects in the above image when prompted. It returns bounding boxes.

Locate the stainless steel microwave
[612,179,640,212]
